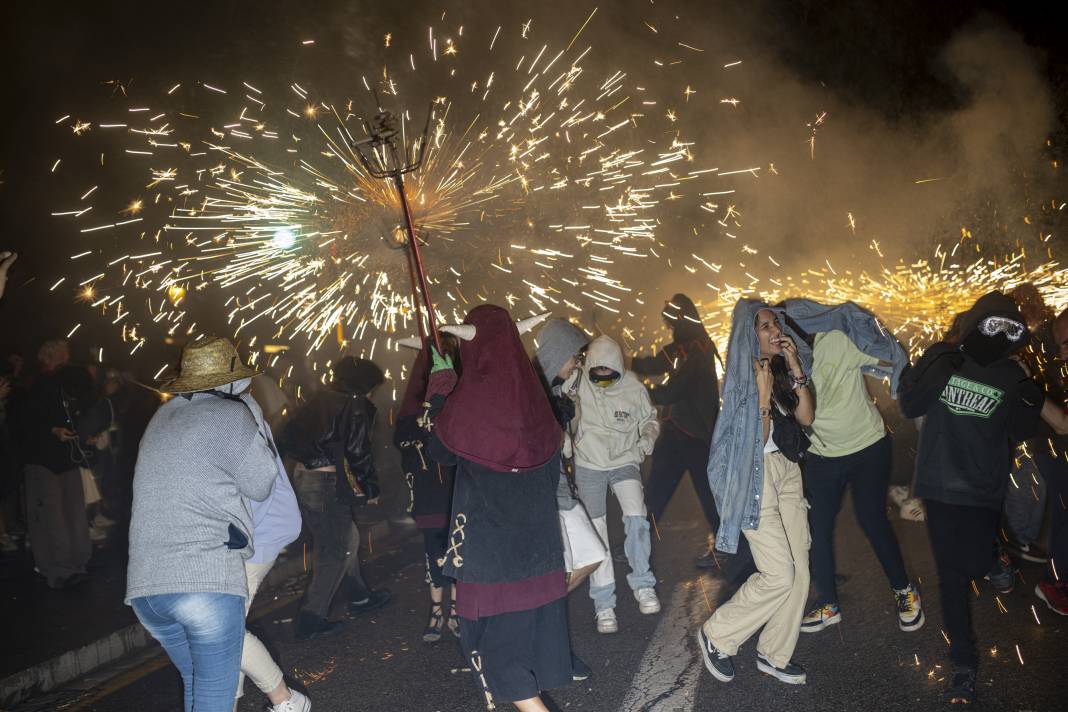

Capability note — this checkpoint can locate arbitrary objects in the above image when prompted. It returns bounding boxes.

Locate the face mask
[961,331,1011,367]
[589,370,620,388]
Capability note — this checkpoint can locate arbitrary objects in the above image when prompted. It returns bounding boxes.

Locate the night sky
[1,0,1065,375]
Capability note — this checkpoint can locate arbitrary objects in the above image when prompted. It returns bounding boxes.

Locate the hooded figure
[426,304,573,709]
[898,291,1043,704]
[565,335,660,633]
[394,341,460,643]
[632,293,723,566]
[707,299,788,554]
[698,299,815,686]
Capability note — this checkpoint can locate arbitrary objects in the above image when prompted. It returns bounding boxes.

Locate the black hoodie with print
[899,293,1043,510]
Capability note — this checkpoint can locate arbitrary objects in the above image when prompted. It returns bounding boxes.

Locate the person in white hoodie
[565,335,661,633]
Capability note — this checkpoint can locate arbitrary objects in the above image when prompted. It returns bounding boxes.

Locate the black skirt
[459,597,572,706]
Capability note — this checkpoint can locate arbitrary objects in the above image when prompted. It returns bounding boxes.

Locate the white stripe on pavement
[619,577,719,712]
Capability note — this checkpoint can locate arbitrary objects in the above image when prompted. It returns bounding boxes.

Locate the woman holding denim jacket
[697,300,814,686]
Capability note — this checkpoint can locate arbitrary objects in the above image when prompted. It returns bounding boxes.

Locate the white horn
[440,324,477,341]
[516,312,551,335]
[397,336,423,350]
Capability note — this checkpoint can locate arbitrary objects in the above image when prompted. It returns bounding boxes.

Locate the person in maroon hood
[426,305,571,712]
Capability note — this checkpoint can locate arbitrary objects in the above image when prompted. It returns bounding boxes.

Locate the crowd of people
[4,269,1067,710]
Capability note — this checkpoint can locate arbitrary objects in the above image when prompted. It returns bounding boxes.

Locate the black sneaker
[945,667,976,705]
[697,628,734,682]
[983,552,1016,594]
[294,613,344,641]
[571,653,592,681]
[756,653,807,685]
[348,588,392,616]
[1004,538,1048,564]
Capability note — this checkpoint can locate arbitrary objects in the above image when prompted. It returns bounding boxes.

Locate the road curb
[0,520,392,708]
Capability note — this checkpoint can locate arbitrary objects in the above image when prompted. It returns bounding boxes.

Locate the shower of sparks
[50,15,727,369]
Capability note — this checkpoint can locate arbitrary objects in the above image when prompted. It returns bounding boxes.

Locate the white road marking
[619,577,719,711]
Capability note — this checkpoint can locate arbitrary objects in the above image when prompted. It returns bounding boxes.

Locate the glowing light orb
[271,228,296,250]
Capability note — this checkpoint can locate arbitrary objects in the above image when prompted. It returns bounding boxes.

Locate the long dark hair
[769,354,798,416]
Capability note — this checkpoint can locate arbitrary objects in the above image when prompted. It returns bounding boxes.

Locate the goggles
[977,316,1026,342]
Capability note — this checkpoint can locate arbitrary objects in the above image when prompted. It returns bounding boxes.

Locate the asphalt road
[23,479,1067,712]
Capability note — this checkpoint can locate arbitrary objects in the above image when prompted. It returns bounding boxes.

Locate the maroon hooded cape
[398,344,431,419]
[435,304,560,472]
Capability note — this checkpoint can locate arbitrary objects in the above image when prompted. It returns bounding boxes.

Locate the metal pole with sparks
[351,102,443,353]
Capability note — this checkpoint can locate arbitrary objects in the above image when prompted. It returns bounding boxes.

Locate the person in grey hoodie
[126,337,278,712]
[565,335,660,633]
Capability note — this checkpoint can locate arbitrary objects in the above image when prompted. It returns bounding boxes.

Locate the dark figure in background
[280,356,391,640]
[395,335,460,643]
[630,294,721,567]
[14,340,98,588]
[899,292,1043,705]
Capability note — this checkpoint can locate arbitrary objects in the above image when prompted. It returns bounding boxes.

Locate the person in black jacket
[631,293,721,567]
[899,292,1043,705]
[280,356,391,640]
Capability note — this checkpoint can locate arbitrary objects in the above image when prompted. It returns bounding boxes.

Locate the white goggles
[977,316,1026,342]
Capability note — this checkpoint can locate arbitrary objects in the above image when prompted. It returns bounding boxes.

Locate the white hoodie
[565,335,659,471]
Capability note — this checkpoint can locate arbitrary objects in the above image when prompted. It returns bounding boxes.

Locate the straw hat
[161,336,261,393]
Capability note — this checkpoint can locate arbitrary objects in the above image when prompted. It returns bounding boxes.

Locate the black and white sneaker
[756,653,807,685]
[945,666,976,705]
[697,628,735,682]
[1004,538,1048,564]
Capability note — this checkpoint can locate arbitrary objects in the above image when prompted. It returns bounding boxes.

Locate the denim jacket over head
[782,298,909,396]
[707,298,789,554]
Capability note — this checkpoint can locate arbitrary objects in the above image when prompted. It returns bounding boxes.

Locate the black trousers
[644,425,719,532]
[924,499,999,669]
[294,468,369,618]
[1036,449,1068,584]
[804,435,908,605]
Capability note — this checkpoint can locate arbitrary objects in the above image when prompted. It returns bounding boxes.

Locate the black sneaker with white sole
[756,653,807,685]
[945,666,976,705]
[697,628,735,682]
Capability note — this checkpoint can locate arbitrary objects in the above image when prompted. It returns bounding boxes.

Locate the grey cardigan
[125,393,277,603]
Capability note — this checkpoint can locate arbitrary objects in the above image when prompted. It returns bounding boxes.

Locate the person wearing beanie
[279,356,391,640]
[899,292,1043,704]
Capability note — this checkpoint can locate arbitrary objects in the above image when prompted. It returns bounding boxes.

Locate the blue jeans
[132,593,246,712]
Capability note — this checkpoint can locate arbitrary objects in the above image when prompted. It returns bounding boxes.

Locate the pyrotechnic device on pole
[350,98,442,354]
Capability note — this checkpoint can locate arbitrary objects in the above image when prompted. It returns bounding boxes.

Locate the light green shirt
[808,330,885,457]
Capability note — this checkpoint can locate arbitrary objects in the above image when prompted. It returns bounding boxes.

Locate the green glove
[430,346,454,373]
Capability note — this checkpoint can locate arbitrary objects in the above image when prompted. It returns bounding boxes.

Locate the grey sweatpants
[25,464,91,588]
[1005,455,1046,545]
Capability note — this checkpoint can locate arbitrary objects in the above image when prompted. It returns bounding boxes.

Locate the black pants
[294,468,369,618]
[804,435,908,605]
[422,527,451,588]
[644,425,719,532]
[924,499,999,669]
[1036,450,1068,584]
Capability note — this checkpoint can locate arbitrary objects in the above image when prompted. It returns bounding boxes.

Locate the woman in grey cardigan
[125,337,278,712]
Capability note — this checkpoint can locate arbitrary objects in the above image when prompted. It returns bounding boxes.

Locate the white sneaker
[596,608,618,634]
[88,526,107,542]
[271,689,311,712]
[635,588,661,614]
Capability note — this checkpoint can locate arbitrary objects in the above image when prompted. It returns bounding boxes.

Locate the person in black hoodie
[280,356,391,640]
[631,293,721,567]
[899,292,1043,705]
